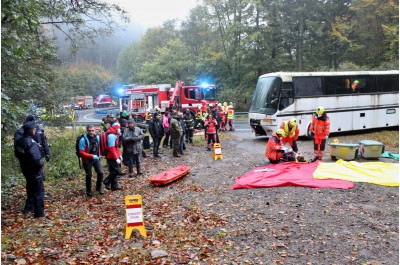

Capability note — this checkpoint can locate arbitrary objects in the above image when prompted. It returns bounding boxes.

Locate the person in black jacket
[14,121,46,218]
[148,111,164,158]
[14,115,50,180]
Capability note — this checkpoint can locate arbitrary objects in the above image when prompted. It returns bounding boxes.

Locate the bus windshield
[249,77,281,114]
[201,88,216,100]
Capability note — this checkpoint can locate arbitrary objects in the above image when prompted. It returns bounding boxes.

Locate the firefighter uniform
[310,106,330,162]
[227,105,235,131]
[183,109,194,143]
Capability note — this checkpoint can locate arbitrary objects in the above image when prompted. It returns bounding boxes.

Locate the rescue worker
[351,80,360,92]
[100,117,108,131]
[145,109,152,124]
[183,108,194,143]
[309,106,330,162]
[195,106,203,129]
[170,111,183,157]
[120,103,130,120]
[218,103,227,131]
[204,114,218,151]
[148,111,164,158]
[265,129,286,164]
[103,123,123,191]
[222,102,228,113]
[14,121,45,218]
[122,120,144,177]
[280,118,299,153]
[227,104,235,131]
[78,125,104,196]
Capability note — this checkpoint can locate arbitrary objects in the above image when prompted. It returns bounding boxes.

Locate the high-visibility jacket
[265,133,284,161]
[310,113,330,140]
[227,108,234,120]
[196,111,203,120]
[204,117,218,134]
[280,121,299,145]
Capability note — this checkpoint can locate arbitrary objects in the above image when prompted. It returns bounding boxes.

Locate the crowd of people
[14,102,329,219]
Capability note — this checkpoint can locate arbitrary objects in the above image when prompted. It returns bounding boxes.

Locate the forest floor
[1,129,399,265]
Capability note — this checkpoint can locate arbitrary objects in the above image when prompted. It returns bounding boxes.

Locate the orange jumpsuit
[310,113,330,160]
[265,133,285,163]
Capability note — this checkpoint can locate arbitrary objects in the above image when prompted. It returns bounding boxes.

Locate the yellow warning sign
[212,143,223,160]
[125,195,147,239]
[70,108,75,122]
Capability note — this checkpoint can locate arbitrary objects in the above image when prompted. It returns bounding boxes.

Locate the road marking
[84,113,101,122]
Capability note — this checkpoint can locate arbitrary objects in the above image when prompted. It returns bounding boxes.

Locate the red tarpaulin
[230,162,354,190]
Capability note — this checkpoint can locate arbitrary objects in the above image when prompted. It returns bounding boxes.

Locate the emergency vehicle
[119,81,218,122]
[93,95,112,107]
[74,96,93,109]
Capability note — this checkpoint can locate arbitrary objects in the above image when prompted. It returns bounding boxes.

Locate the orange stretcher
[148,165,191,186]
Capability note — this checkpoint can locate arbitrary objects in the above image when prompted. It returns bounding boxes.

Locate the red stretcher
[148,165,191,186]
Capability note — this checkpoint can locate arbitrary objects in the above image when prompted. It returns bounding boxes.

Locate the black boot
[86,176,92,197]
[111,179,122,191]
[309,156,319,163]
[103,176,111,190]
[137,165,143,175]
[142,151,147,158]
[96,175,104,194]
[128,166,134,178]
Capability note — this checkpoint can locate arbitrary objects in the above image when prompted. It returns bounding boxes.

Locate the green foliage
[1,128,82,193]
[1,0,128,142]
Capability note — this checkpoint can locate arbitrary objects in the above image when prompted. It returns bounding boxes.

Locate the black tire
[331,156,337,161]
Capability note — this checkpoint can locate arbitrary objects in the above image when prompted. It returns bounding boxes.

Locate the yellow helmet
[289,118,297,126]
[218,103,222,107]
[276,129,286,137]
[223,102,227,106]
[316,106,325,117]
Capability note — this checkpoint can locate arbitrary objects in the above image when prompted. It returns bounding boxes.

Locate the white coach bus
[248,70,399,137]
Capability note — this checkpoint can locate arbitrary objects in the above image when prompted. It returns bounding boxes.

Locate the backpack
[75,134,86,158]
[99,131,109,156]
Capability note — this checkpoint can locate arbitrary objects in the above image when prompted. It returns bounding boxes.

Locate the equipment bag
[99,132,109,156]
[75,134,86,169]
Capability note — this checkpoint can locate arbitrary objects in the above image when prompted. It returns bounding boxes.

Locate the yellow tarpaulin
[313,159,399,186]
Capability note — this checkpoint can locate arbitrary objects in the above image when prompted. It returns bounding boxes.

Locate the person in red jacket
[265,129,286,164]
[204,114,218,151]
[309,106,330,162]
[103,123,123,191]
[280,118,299,153]
[78,125,104,196]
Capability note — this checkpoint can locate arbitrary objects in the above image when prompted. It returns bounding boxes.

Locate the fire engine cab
[119,81,218,122]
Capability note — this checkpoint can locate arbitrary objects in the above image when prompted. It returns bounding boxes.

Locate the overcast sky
[109,0,199,28]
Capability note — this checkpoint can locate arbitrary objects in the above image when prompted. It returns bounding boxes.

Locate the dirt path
[152,131,399,264]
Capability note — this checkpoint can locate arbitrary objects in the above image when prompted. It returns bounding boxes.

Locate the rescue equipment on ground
[148,165,190,186]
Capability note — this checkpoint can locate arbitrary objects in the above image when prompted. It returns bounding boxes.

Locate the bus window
[293,77,323,97]
[279,82,294,110]
[323,76,351,95]
[377,75,399,92]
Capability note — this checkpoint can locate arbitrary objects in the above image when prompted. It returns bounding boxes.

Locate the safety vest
[281,121,297,139]
[196,111,203,120]
[227,108,234,119]
[265,134,284,161]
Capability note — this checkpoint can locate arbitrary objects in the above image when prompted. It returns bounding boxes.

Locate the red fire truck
[120,81,218,122]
